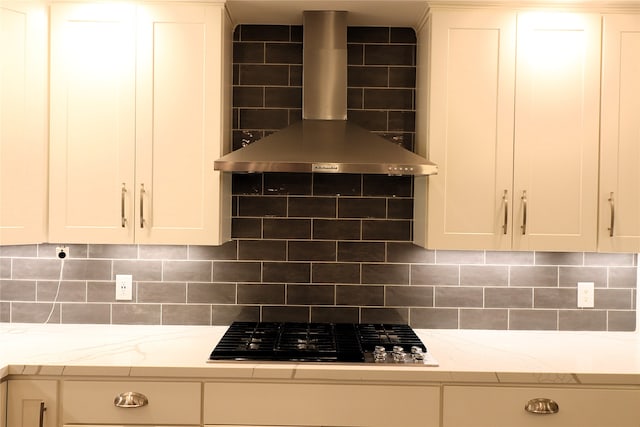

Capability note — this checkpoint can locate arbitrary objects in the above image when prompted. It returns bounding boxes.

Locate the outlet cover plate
[115,274,133,301]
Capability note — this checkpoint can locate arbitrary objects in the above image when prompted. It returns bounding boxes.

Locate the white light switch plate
[115,274,133,301]
[577,282,594,308]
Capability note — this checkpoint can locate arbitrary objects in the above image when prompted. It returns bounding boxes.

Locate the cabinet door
[134,4,232,245]
[0,1,48,244]
[416,10,516,250]
[49,3,137,244]
[599,15,640,253]
[443,385,640,427]
[512,12,601,251]
[7,380,57,427]
[204,382,440,427]
[1,381,6,427]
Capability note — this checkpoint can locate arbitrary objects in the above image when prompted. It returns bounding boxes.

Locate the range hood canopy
[214,10,437,176]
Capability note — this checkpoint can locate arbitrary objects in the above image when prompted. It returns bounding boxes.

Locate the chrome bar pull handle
[608,192,615,237]
[121,183,127,228]
[502,189,509,235]
[139,184,146,228]
[114,391,149,408]
[525,398,559,415]
[39,401,47,427]
[520,190,527,235]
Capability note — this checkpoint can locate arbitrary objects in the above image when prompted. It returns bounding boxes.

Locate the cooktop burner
[209,322,437,365]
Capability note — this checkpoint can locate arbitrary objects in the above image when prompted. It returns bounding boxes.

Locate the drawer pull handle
[114,391,149,408]
[525,398,559,415]
[39,401,47,427]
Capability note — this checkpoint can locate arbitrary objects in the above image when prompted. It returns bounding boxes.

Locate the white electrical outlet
[115,274,133,301]
[577,282,595,308]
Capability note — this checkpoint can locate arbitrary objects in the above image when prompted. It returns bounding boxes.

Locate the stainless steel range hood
[214,11,437,176]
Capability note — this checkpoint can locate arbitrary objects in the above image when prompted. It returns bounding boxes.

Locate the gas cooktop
[208,322,438,366]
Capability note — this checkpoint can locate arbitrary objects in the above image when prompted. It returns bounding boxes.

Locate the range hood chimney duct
[214,11,437,176]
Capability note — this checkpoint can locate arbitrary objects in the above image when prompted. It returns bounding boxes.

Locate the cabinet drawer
[205,382,440,427]
[443,385,640,427]
[62,380,200,425]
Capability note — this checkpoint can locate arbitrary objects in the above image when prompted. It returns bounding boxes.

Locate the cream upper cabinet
[598,14,640,253]
[512,12,601,251]
[414,10,516,250]
[49,2,231,245]
[416,9,601,252]
[0,1,48,245]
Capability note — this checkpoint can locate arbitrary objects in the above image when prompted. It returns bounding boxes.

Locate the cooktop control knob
[411,346,425,362]
[392,346,406,362]
[373,345,387,362]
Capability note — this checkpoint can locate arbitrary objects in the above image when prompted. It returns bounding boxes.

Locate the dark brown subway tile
[37,281,86,302]
[162,304,211,325]
[0,245,37,257]
[338,198,386,218]
[238,64,290,86]
[189,241,238,261]
[338,242,385,262]
[485,251,534,265]
[460,265,508,286]
[287,284,335,305]
[61,303,110,324]
[337,285,383,306]
[594,289,634,310]
[0,280,36,301]
[387,198,413,219]
[233,42,264,63]
[263,219,311,239]
[347,44,364,65]
[87,282,117,302]
[0,302,9,322]
[410,307,458,329]
[89,244,137,259]
[360,307,408,324]
[313,174,361,196]
[558,310,607,331]
[388,243,434,263]
[113,260,162,282]
[265,42,302,64]
[389,67,415,87]
[237,284,285,304]
[364,88,413,110]
[238,196,287,216]
[390,28,416,43]
[288,197,336,218]
[313,219,361,240]
[262,305,310,322]
[436,250,484,265]
[485,287,532,308]
[238,240,286,261]
[460,309,508,330]
[608,311,637,331]
[234,86,264,108]
[264,86,301,109]
[312,263,360,284]
[348,27,390,43]
[263,172,311,195]
[510,266,558,287]
[311,306,359,323]
[535,251,583,266]
[609,267,639,288]
[362,264,409,285]
[509,309,558,330]
[187,283,236,304]
[138,282,186,304]
[64,260,112,281]
[12,259,66,280]
[411,265,459,286]
[163,261,212,282]
[139,245,187,260]
[345,109,388,132]
[112,304,161,325]
[435,287,483,308]
[348,66,389,87]
[533,288,576,309]
[231,218,263,239]
[362,220,410,241]
[240,25,291,42]
[288,241,336,262]
[585,252,636,266]
[239,108,290,129]
[386,286,433,307]
[232,173,263,195]
[387,111,415,133]
[212,305,260,325]
[365,44,415,66]
[12,302,60,323]
[213,261,261,283]
[558,266,607,288]
[0,259,9,279]
[362,175,412,197]
[263,262,310,283]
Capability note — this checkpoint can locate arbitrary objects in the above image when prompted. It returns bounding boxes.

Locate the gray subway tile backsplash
[1,24,637,331]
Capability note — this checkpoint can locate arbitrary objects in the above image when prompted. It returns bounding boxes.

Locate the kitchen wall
[0,25,637,330]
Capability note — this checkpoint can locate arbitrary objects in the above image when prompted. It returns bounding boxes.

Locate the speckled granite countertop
[2,324,639,385]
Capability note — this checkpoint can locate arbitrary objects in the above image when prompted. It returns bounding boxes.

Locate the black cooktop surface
[209,321,427,363]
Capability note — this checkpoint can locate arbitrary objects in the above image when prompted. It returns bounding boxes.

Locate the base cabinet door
[443,385,640,427]
[204,382,440,427]
[1,381,6,427]
[6,380,58,427]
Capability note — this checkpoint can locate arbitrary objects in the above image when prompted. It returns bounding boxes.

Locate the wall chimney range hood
[214,11,437,176]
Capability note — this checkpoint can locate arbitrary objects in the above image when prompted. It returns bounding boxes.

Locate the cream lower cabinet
[0,1,48,245]
[48,2,231,245]
[204,382,440,427]
[6,380,58,427]
[416,9,601,252]
[443,385,640,427]
[61,380,200,425]
[598,14,640,253]
[1,380,6,427]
